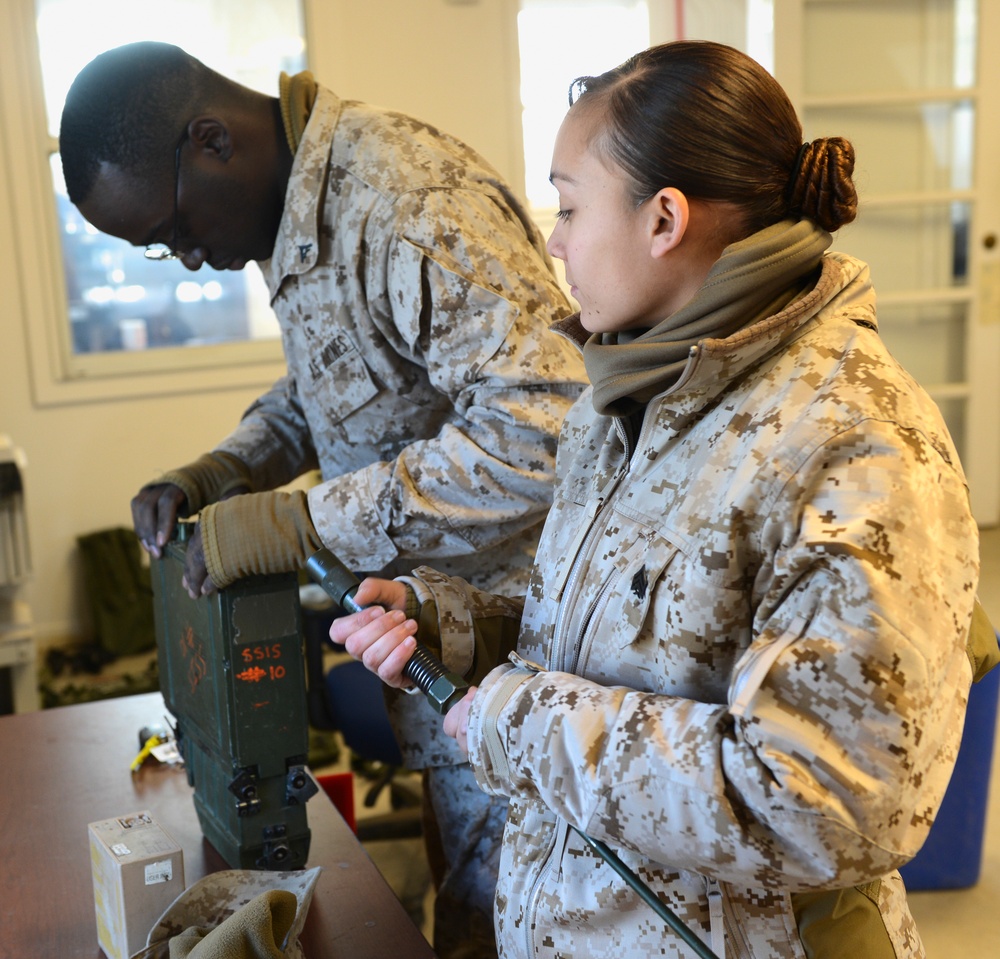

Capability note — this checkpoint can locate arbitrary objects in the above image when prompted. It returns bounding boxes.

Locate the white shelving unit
[0,435,38,713]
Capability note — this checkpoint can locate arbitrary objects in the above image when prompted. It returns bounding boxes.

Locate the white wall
[0,0,523,651]
[308,0,523,190]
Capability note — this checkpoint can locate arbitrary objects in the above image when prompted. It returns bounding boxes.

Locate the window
[517,0,650,211]
[515,1,781,295]
[31,0,304,381]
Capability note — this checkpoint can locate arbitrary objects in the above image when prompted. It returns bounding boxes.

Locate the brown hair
[570,41,857,236]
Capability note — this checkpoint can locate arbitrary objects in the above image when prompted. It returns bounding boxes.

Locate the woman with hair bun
[333,41,981,958]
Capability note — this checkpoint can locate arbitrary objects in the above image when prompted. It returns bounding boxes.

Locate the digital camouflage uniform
[401,252,980,958]
[214,85,587,957]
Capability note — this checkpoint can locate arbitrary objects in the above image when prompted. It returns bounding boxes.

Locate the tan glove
[199,490,323,589]
[156,451,253,514]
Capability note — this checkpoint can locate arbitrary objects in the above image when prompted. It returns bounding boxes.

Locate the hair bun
[787,137,858,232]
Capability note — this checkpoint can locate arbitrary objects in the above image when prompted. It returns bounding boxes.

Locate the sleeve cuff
[157,451,252,514]
[307,474,399,572]
[402,583,422,622]
[199,502,227,587]
[467,662,535,796]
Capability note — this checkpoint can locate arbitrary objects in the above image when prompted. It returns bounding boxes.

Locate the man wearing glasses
[60,41,585,959]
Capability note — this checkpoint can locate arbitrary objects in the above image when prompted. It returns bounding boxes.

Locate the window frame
[2,0,288,406]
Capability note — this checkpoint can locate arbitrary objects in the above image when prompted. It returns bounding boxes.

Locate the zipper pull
[508,651,547,674]
[706,878,726,958]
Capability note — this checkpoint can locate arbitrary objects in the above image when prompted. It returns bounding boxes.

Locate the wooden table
[0,692,435,958]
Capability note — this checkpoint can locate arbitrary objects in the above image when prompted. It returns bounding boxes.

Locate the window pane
[35,0,305,356]
[518,1,650,209]
[935,396,966,456]
[837,201,971,293]
[802,0,976,97]
[878,301,967,385]
[805,99,974,195]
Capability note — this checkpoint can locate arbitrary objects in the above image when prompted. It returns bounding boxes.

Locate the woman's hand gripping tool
[305,547,469,715]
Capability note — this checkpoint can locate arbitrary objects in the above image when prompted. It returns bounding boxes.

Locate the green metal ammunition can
[151,526,316,869]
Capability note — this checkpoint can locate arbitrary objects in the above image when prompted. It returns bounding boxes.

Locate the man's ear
[187,116,233,162]
[649,187,690,258]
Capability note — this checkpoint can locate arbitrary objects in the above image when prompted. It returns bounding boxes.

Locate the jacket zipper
[572,570,619,676]
[717,878,755,959]
[550,431,631,671]
[549,485,618,670]
[524,821,564,958]
[614,416,632,462]
[548,492,606,607]
[545,414,633,612]
[523,403,666,954]
[559,413,634,674]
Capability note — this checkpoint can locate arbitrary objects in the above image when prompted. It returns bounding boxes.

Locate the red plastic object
[317,771,356,834]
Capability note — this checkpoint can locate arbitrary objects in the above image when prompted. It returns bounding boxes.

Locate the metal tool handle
[305,548,470,714]
[305,547,364,613]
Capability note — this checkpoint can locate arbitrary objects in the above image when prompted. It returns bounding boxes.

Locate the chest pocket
[304,335,381,426]
[576,528,680,680]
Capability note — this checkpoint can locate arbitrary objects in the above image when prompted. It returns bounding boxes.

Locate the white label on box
[111,843,131,857]
[145,860,173,885]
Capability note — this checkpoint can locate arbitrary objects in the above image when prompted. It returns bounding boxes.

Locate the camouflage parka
[403,252,979,958]
[215,85,586,594]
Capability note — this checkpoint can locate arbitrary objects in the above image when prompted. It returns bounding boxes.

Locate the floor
[319,527,1000,956]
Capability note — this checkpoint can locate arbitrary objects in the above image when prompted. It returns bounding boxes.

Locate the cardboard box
[88,811,185,959]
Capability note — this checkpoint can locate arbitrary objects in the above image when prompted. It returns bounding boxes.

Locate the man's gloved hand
[132,451,252,557]
[191,489,324,596]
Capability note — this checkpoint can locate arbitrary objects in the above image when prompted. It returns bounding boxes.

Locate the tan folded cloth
[168,890,295,959]
[131,867,322,959]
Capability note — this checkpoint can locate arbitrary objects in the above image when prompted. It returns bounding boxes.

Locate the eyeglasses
[143,130,188,261]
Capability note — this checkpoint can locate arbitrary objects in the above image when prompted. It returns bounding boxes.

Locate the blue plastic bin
[899,658,1000,890]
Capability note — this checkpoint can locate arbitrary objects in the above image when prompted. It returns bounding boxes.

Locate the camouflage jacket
[216,85,586,593]
[410,253,979,957]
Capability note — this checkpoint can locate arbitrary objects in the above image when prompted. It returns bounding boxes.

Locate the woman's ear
[649,187,690,258]
[187,116,233,162]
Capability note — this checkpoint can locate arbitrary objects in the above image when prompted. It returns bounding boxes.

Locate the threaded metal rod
[402,644,441,689]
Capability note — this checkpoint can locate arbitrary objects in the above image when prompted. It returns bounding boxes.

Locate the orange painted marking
[236,666,267,683]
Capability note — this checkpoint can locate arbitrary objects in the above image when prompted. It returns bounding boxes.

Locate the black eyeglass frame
[143,129,189,261]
